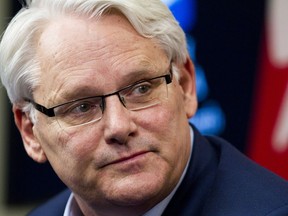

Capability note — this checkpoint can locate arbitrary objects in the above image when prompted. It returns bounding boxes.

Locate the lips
[101,151,150,168]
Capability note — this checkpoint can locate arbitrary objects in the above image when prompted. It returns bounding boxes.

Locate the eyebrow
[121,69,158,84]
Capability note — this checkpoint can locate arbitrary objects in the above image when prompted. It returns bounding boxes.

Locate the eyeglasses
[26,66,173,128]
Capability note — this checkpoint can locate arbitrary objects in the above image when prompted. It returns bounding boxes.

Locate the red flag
[248,0,288,179]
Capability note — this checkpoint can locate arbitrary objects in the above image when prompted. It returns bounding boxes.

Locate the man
[0,0,288,215]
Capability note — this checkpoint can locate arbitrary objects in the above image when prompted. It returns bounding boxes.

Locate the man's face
[21,13,197,213]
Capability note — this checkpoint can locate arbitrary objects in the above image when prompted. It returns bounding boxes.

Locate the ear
[177,57,198,118]
[13,105,47,163]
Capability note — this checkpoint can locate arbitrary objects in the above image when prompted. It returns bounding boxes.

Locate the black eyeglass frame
[26,69,173,118]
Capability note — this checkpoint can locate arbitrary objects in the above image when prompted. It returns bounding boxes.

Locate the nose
[102,95,137,145]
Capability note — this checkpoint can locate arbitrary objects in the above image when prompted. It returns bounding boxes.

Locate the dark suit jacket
[28,127,288,216]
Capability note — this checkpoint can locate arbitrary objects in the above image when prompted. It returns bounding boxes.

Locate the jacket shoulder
[27,189,71,216]
[203,136,288,215]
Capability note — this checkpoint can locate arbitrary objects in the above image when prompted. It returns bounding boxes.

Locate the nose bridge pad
[101,93,128,117]
[100,97,105,113]
[117,93,127,108]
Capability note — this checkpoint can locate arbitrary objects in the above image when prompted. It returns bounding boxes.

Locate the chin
[103,172,168,207]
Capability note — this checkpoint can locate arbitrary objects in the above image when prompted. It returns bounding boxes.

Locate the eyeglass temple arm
[25,99,56,117]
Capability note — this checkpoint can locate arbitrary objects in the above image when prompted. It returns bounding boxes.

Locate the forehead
[35,14,169,104]
[38,14,155,66]
[39,13,142,56]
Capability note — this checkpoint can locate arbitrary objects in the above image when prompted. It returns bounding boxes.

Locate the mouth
[101,151,151,168]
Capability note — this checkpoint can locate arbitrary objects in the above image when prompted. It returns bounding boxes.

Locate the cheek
[36,126,103,187]
[58,126,103,161]
[139,87,187,134]
[137,86,190,155]
[35,122,100,171]
[135,99,186,155]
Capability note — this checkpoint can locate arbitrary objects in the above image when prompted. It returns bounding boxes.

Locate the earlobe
[177,57,198,118]
[13,105,47,163]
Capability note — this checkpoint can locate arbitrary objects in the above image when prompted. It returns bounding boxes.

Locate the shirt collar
[64,127,194,216]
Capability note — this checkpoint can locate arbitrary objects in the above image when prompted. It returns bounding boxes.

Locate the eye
[133,83,151,95]
[62,102,97,117]
[72,103,94,114]
[56,98,102,117]
[123,79,161,99]
[53,97,103,126]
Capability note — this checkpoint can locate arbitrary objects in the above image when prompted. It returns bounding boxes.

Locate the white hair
[0,0,187,113]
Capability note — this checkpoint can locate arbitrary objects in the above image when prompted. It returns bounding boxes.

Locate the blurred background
[0,0,287,215]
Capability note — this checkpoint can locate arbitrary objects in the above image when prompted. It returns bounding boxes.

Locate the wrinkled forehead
[38,13,136,58]
[37,13,168,66]
[34,14,169,105]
